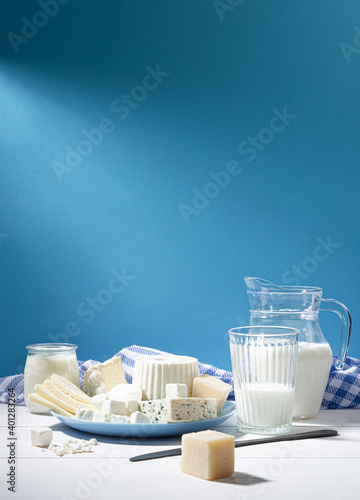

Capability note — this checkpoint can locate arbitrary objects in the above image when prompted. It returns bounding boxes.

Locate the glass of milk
[229,326,299,435]
[24,343,79,413]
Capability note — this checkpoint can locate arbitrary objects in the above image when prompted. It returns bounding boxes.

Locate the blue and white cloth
[1,345,360,409]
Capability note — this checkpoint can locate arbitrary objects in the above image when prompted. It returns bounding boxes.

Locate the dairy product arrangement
[28,354,233,425]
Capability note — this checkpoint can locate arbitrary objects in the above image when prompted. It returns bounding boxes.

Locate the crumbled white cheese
[48,437,99,456]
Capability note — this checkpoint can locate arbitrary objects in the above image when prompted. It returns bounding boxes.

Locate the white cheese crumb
[49,437,99,457]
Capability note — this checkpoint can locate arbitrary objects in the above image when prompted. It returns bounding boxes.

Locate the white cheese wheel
[132,355,199,400]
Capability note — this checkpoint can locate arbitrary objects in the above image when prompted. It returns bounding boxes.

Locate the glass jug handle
[320,298,352,369]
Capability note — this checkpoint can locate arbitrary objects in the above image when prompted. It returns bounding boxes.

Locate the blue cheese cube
[140,398,217,423]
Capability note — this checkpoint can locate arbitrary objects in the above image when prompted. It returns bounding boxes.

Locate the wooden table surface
[1,404,359,500]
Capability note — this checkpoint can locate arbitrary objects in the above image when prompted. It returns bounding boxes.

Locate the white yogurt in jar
[24,344,79,413]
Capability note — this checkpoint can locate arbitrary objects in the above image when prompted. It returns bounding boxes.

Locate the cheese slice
[43,379,97,412]
[181,430,235,480]
[81,357,127,396]
[28,393,74,417]
[51,373,92,404]
[35,383,78,414]
[191,374,232,413]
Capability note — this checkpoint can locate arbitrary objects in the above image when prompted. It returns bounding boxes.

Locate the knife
[129,428,338,462]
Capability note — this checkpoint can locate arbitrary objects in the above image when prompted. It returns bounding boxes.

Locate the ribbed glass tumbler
[229,326,299,435]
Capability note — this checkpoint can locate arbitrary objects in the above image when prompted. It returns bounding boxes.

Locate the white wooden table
[1,404,359,500]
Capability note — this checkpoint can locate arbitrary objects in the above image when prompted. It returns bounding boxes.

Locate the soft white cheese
[49,438,99,456]
[125,400,140,416]
[166,383,188,399]
[101,399,126,415]
[91,393,108,410]
[75,407,95,421]
[31,427,53,447]
[129,411,151,424]
[92,411,110,422]
[107,384,142,402]
[110,414,129,423]
[81,357,127,396]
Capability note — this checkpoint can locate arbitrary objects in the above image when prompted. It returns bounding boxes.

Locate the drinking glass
[229,326,299,434]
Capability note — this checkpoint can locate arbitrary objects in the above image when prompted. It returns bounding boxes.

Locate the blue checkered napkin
[1,344,359,409]
[322,356,360,409]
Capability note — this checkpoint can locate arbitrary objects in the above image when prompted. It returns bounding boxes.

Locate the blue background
[1,1,359,377]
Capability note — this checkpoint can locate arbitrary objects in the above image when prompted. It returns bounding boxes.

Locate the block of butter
[180,430,235,480]
[191,374,232,413]
[139,397,217,423]
[81,356,127,396]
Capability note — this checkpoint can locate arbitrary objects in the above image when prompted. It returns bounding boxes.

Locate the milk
[293,342,332,418]
[24,353,79,413]
[235,382,295,430]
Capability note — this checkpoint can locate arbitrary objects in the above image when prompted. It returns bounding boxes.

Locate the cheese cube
[129,411,151,424]
[101,399,126,415]
[125,400,140,416]
[92,411,110,422]
[81,357,127,396]
[110,414,129,423]
[107,384,142,402]
[31,427,53,447]
[191,374,232,413]
[76,407,95,421]
[139,398,217,423]
[180,430,235,480]
[165,383,187,399]
[91,393,108,410]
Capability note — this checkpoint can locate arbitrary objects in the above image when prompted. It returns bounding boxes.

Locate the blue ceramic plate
[50,401,236,437]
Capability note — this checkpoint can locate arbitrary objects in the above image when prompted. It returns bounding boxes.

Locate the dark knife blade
[129,428,338,462]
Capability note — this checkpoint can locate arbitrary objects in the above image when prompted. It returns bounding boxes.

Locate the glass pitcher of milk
[244,277,352,418]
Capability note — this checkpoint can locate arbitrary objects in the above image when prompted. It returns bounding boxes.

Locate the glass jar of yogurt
[24,343,79,413]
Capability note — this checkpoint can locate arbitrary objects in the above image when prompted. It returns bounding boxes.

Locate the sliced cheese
[81,357,127,396]
[28,393,74,418]
[35,383,78,414]
[43,379,98,412]
[51,373,92,404]
[191,374,232,413]
[180,430,235,480]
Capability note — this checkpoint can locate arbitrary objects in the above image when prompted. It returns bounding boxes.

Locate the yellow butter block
[181,430,235,480]
[191,374,232,413]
